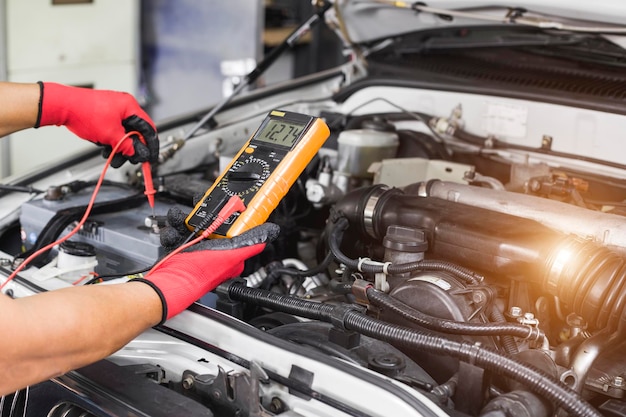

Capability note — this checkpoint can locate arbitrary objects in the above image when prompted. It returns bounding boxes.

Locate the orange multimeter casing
[185,110,330,238]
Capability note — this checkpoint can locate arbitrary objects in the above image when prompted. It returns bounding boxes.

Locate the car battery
[19,186,168,276]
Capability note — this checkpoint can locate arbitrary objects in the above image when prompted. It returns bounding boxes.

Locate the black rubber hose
[342,314,600,417]
[222,283,600,417]
[489,305,520,355]
[0,184,43,194]
[227,282,335,321]
[329,279,353,294]
[329,217,483,285]
[267,250,334,281]
[366,287,543,342]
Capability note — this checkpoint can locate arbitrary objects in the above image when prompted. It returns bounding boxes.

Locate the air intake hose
[333,185,626,331]
[544,237,626,331]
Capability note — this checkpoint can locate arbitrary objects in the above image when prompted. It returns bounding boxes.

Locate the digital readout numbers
[257,120,304,147]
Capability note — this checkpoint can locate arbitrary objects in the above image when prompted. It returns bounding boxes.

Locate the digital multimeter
[185,110,330,237]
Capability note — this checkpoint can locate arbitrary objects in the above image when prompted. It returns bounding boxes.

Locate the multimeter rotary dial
[218,155,272,197]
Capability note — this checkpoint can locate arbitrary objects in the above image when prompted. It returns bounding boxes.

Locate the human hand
[138,206,280,323]
[36,82,159,168]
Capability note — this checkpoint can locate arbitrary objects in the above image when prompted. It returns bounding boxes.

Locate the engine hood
[335,0,626,45]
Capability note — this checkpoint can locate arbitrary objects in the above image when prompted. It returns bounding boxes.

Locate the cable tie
[357,257,371,272]
[468,342,482,366]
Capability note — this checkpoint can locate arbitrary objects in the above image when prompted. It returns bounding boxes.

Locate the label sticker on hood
[482,102,528,139]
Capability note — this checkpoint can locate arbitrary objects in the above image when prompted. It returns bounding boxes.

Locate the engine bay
[2,70,626,416]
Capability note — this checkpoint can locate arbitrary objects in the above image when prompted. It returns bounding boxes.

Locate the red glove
[137,222,280,323]
[35,82,159,168]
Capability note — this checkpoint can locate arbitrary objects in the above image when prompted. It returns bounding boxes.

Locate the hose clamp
[363,186,388,238]
[417,182,428,197]
[524,326,545,343]
[351,279,373,306]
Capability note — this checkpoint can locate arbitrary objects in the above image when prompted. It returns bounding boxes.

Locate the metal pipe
[408,180,626,252]
[333,185,626,332]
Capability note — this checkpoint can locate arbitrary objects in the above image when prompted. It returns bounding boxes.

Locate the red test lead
[0,131,142,290]
[141,161,156,215]
[145,195,247,277]
[135,131,157,215]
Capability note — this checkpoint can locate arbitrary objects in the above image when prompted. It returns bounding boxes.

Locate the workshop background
[0,0,341,179]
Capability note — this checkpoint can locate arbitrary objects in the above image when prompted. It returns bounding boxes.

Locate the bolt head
[472,291,486,304]
[182,376,194,390]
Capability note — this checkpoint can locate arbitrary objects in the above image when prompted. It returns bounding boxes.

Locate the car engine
[3,19,626,417]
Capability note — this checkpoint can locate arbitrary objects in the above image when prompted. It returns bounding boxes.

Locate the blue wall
[141,0,262,120]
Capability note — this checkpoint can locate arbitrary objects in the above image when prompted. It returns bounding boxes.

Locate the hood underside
[337,0,626,44]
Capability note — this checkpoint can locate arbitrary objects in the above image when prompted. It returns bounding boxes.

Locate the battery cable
[0,131,247,292]
[1,131,146,291]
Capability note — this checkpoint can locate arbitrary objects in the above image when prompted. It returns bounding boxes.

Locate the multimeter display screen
[255,119,305,148]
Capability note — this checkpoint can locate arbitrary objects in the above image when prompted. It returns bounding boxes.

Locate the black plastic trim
[333,76,626,116]
[0,148,100,199]
[52,359,213,416]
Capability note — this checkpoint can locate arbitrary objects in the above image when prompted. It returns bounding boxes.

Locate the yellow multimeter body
[185,110,330,238]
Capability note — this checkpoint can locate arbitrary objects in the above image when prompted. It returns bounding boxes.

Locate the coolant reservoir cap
[59,240,96,257]
[382,225,428,253]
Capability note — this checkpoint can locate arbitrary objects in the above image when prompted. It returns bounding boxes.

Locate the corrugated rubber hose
[220,282,601,417]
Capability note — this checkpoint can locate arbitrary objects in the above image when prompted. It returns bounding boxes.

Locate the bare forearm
[0,82,40,137]
[0,282,161,394]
